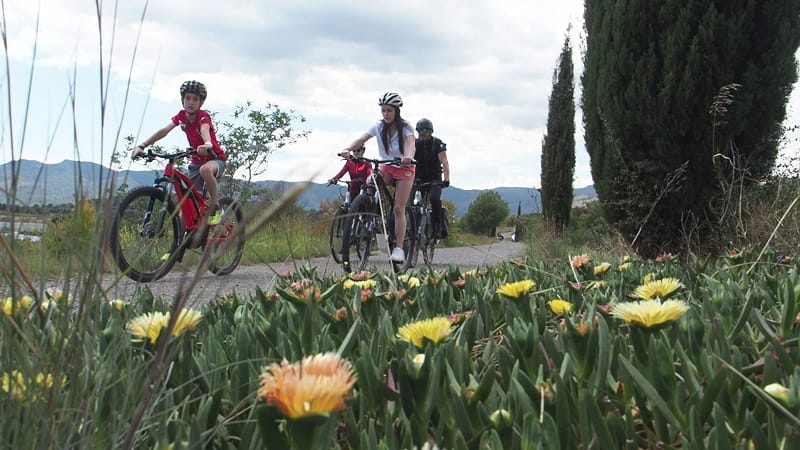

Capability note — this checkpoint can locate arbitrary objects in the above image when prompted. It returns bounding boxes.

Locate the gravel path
[99,241,526,307]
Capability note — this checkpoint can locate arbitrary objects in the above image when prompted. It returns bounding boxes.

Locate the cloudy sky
[2,1,799,191]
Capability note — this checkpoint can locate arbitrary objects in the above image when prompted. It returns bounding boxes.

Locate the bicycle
[340,156,416,273]
[408,180,447,267]
[327,178,365,264]
[110,147,245,282]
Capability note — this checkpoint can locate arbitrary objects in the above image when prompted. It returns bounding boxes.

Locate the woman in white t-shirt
[341,92,416,264]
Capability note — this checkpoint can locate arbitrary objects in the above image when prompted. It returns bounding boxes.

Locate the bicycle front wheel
[329,207,347,264]
[207,197,245,276]
[110,186,182,282]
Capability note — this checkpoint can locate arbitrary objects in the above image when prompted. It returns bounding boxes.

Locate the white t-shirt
[368,120,415,160]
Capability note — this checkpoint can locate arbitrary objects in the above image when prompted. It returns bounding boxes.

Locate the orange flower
[452,278,467,288]
[258,353,357,419]
[571,254,591,269]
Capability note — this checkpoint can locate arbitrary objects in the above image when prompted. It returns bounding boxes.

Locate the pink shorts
[380,164,415,181]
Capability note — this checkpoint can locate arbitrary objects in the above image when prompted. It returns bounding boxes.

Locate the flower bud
[489,408,512,431]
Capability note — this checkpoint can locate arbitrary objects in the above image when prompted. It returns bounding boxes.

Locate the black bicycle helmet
[378,92,403,108]
[180,80,207,100]
[416,118,434,132]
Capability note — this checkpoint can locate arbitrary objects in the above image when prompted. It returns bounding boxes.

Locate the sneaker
[390,247,405,262]
[208,205,223,225]
[342,260,352,274]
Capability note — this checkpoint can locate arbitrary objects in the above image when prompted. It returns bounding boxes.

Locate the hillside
[1,159,596,217]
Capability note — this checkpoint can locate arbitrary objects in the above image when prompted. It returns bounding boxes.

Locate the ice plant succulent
[127,309,202,343]
[496,279,536,299]
[571,254,591,269]
[610,299,689,328]
[548,299,573,316]
[593,262,611,276]
[257,352,356,419]
[343,279,376,290]
[2,295,32,315]
[397,316,454,349]
[633,277,684,300]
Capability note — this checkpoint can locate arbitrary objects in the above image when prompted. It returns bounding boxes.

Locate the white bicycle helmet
[378,92,403,108]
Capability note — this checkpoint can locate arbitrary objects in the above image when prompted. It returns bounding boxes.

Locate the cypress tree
[582,0,800,257]
[540,33,576,233]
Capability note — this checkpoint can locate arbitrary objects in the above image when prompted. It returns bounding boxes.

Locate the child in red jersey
[131,80,227,224]
[328,144,372,199]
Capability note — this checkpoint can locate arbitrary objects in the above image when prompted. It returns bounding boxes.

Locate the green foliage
[217,102,310,202]
[540,33,575,233]
[582,0,800,258]
[42,200,96,256]
[461,190,509,235]
[5,248,800,448]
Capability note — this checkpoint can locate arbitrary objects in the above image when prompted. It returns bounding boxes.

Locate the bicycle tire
[329,207,348,264]
[396,206,417,272]
[341,195,374,272]
[110,186,182,282]
[207,197,245,275]
[414,210,427,266]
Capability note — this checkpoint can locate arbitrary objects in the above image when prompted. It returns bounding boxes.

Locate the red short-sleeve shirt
[171,109,227,164]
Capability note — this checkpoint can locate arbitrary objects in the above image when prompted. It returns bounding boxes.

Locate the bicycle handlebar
[135,146,219,163]
[339,155,416,166]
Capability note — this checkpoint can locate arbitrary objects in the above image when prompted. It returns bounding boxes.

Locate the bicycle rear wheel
[394,206,417,272]
[341,194,376,272]
[110,186,182,282]
[207,197,245,276]
[329,207,347,264]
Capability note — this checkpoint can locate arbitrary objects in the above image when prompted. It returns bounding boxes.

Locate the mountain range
[1,159,596,217]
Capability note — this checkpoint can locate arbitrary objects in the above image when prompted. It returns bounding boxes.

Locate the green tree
[582,0,800,257]
[540,33,575,233]
[217,102,310,201]
[461,191,509,236]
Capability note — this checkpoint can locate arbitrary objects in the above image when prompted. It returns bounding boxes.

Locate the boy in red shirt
[328,144,372,199]
[132,80,227,224]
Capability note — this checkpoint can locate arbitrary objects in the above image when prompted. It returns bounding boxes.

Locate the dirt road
[100,241,526,306]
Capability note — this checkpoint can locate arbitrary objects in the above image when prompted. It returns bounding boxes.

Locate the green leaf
[619,356,684,428]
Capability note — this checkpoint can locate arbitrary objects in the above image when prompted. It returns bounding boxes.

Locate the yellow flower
[496,280,536,299]
[128,312,170,343]
[127,309,201,343]
[398,274,421,288]
[571,254,591,269]
[173,308,202,336]
[258,352,356,419]
[610,299,689,328]
[548,299,573,316]
[1,371,26,400]
[643,273,656,284]
[618,262,631,272]
[593,262,611,276]
[633,277,684,300]
[108,299,125,310]
[397,317,453,349]
[343,279,376,290]
[1,371,60,403]
[2,295,32,315]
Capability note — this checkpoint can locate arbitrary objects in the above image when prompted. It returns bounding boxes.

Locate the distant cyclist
[341,91,416,263]
[131,80,227,225]
[414,118,450,238]
[328,144,372,199]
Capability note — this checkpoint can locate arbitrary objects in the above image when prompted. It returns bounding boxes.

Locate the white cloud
[1,0,797,193]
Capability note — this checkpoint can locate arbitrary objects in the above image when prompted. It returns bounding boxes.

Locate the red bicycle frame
[163,160,208,232]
